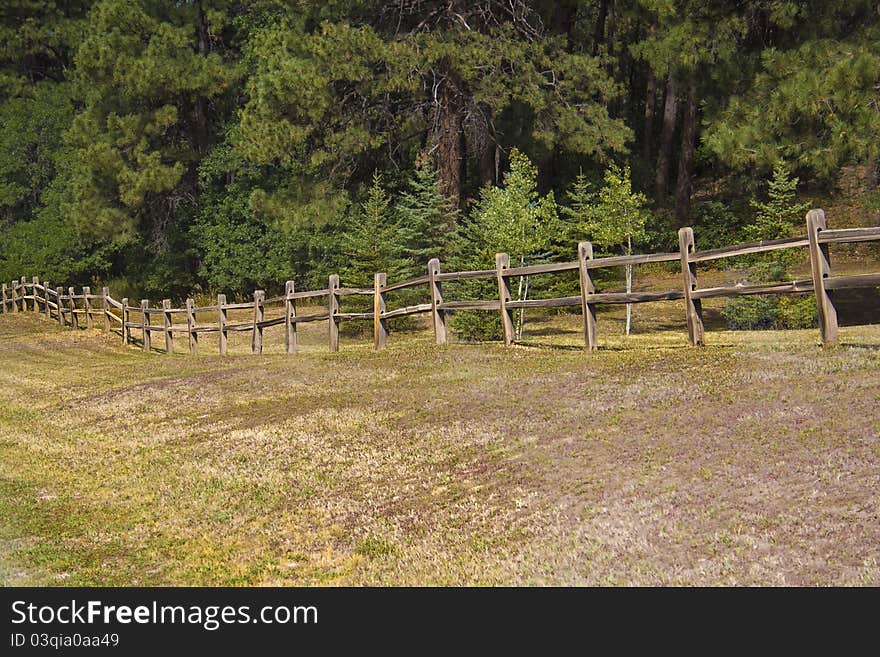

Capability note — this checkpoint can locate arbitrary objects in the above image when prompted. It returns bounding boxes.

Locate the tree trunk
[193,0,210,156]
[625,235,633,336]
[435,61,466,209]
[655,76,678,198]
[593,0,609,56]
[674,76,699,227]
[552,0,579,50]
[474,103,497,189]
[642,66,656,162]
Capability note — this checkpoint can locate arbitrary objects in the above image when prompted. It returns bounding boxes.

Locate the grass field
[1,288,879,586]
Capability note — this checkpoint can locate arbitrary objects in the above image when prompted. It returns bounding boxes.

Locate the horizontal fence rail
[3,209,879,353]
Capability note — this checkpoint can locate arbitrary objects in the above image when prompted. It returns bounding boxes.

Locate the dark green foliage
[1,1,879,297]
[396,158,456,274]
[341,172,409,287]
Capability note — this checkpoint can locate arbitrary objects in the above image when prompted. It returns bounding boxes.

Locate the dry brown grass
[1,300,879,586]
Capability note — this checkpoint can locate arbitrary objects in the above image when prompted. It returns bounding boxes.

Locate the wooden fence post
[186,298,197,355]
[122,298,129,344]
[374,272,388,350]
[68,287,78,330]
[32,276,40,312]
[495,253,515,346]
[10,281,17,313]
[252,290,264,354]
[217,294,227,356]
[162,299,173,354]
[428,258,447,345]
[678,227,704,346]
[56,287,64,326]
[807,208,838,347]
[141,300,150,352]
[328,274,339,352]
[44,281,51,319]
[577,241,598,351]
[1,283,6,314]
[284,281,297,354]
[102,287,110,331]
[83,286,93,329]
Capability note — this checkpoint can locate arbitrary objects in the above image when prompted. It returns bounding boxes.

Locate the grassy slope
[1,295,879,587]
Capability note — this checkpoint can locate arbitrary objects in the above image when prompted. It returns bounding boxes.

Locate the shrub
[722,295,817,330]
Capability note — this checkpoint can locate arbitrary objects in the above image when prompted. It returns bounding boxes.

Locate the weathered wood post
[373,273,388,350]
[678,227,704,346]
[121,298,129,344]
[44,281,51,319]
[21,277,27,312]
[83,286,93,328]
[56,287,64,326]
[141,300,151,352]
[186,298,197,355]
[1,283,7,313]
[284,281,297,354]
[428,258,447,345]
[102,286,110,331]
[32,276,40,312]
[495,253,515,346]
[68,287,78,330]
[217,294,228,356]
[252,290,264,354]
[10,281,18,313]
[807,208,838,347]
[328,274,340,352]
[577,241,598,351]
[162,299,173,354]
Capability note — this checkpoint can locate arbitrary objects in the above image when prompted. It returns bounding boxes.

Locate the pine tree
[744,160,810,278]
[341,172,408,288]
[396,158,456,277]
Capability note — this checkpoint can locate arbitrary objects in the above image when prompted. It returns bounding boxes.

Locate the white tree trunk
[517,275,530,340]
[625,235,633,336]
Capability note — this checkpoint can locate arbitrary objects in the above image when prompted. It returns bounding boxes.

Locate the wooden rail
[3,209,878,352]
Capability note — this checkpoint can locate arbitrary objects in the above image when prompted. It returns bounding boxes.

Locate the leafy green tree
[452,148,558,340]
[567,163,649,335]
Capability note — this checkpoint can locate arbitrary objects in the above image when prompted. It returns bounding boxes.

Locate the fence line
[3,209,879,353]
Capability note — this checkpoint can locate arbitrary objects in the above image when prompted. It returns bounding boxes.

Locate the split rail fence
[2,209,879,353]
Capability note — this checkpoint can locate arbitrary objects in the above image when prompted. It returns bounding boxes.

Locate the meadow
[1,286,878,586]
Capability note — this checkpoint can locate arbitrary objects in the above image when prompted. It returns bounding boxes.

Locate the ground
[1,285,878,586]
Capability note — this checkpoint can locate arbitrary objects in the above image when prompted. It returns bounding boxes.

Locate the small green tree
[566,164,649,335]
[341,172,408,287]
[745,160,811,278]
[452,148,559,340]
[396,156,457,277]
[722,161,815,331]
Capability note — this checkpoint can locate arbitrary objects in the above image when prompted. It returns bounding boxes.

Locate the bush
[722,295,817,330]
[451,310,502,342]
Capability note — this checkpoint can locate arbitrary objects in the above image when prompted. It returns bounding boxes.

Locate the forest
[1,1,878,300]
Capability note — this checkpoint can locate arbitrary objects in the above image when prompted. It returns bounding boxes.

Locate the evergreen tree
[744,160,810,279]
[396,157,456,277]
[341,172,408,288]
[237,2,630,208]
